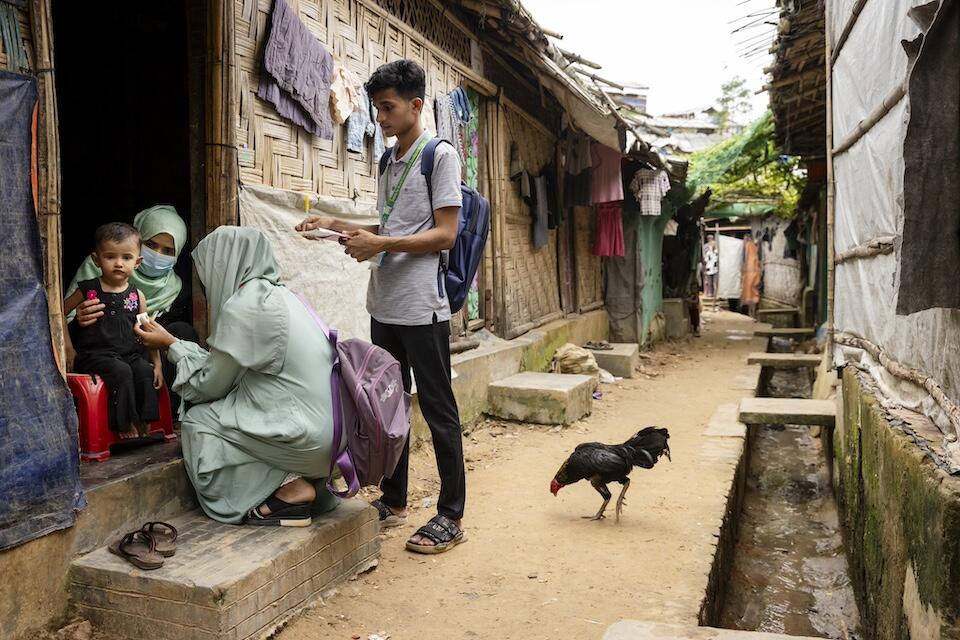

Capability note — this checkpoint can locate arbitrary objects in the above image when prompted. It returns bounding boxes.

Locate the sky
[519,0,777,118]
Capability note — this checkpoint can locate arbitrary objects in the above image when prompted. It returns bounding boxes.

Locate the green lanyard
[381,136,428,227]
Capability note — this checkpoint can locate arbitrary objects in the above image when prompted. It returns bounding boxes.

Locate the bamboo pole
[487,95,508,337]
[834,236,896,264]
[576,68,625,90]
[832,83,906,156]
[206,0,239,232]
[559,47,601,69]
[30,0,65,371]
[831,0,869,65]
[825,0,836,357]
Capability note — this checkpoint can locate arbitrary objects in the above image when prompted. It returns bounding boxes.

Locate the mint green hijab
[65,205,188,320]
[194,227,289,375]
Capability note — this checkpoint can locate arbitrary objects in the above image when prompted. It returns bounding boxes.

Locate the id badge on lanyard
[374,137,428,268]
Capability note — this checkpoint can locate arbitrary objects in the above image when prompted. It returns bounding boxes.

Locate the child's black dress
[71,279,159,431]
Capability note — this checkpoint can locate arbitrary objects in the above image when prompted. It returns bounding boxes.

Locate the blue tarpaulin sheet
[0,70,84,551]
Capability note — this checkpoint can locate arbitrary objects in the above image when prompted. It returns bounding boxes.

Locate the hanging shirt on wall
[346,90,373,153]
[434,92,465,165]
[590,141,624,204]
[329,59,362,125]
[592,201,625,257]
[258,0,335,139]
[629,168,671,216]
[532,175,550,249]
[565,130,593,175]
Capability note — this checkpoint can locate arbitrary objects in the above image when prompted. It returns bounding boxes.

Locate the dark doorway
[53,1,193,300]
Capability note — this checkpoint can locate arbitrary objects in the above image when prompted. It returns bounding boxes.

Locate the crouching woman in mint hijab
[65,205,199,412]
[135,227,341,526]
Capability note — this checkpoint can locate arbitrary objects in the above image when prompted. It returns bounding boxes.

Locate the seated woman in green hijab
[65,205,198,410]
[135,227,340,526]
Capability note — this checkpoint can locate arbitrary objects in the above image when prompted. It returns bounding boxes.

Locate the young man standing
[296,60,466,554]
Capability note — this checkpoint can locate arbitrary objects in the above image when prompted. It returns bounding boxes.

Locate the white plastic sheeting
[831,0,960,458]
[751,217,803,307]
[239,183,379,340]
[830,0,922,142]
[717,234,743,300]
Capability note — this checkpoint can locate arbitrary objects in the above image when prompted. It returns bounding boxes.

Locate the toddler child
[63,223,162,439]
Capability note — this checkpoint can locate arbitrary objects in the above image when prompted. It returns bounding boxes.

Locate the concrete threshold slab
[488,372,596,425]
[590,342,640,378]
[753,327,816,338]
[746,352,821,368]
[604,621,823,640]
[738,397,836,427]
[70,500,379,640]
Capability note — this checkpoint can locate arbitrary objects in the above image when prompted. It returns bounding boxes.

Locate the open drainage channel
[720,337,862,639]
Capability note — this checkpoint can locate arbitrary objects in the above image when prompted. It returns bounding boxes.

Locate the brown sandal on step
[108,531,164,570]
[141,521,178,557]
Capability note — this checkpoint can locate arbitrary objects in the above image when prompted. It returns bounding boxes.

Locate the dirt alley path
[280,310,762,640]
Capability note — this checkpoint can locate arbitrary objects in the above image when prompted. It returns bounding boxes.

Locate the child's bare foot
[119,425,139,440]
[136,422,151,437]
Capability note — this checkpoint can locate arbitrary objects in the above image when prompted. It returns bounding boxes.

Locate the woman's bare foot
[256,478,316,516]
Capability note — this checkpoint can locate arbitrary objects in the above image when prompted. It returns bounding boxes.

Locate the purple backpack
[295,293,411,498]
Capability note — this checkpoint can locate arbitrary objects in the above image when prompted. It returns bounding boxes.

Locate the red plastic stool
[67,373,177,462]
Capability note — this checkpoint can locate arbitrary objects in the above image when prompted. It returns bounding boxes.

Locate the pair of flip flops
[108,521,178,571]
[584,340,614,351]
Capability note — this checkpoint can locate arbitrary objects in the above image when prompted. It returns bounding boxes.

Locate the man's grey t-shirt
[367,131,463,326]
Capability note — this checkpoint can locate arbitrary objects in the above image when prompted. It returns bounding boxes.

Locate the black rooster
[550,427,671,520]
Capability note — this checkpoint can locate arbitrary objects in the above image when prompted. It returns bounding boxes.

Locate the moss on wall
[835,369,960,639]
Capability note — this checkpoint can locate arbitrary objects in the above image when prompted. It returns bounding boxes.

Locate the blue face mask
[139,246,178,277]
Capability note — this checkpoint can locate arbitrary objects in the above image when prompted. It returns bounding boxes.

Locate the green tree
[716,76,752,133]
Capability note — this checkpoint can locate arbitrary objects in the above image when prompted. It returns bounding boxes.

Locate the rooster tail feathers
[624,427,671,468]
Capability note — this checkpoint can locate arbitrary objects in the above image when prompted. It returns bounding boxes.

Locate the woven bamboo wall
[234,0,472,204]
[499,105,561,333]
[574,205,602,310]
[0,5,34,73]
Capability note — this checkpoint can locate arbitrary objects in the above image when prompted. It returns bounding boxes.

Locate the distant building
[608,82,650,114]
[646,108,728,156]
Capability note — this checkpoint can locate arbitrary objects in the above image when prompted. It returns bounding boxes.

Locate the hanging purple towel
[257,0,334,139]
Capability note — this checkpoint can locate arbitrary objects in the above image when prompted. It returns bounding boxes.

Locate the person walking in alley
[296,59,466,554]
[703,234,719,312]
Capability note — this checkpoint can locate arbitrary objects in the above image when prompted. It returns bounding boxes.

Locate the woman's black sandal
[244,495,312,527]
[372,499,407,529]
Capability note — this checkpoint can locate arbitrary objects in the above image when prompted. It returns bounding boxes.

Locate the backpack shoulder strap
[420,137,450,209]
[378,147,393,176]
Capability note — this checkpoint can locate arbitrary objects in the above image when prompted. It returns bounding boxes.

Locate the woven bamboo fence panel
[499,105,561,333]
[0,5,34,73]
[574,205,602,310]
[235,0,471,205]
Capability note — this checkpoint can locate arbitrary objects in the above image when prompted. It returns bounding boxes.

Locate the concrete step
[70,500,379,640]
[756,306,800,328]
[753,327,816,338]
[746,352,821,368]
[487,371,595,425]
[738,397,836,426]
[605,620,823,640]
[589,342,639,378]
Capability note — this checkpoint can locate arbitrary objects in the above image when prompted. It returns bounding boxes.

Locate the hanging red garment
[592,201,624,257]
